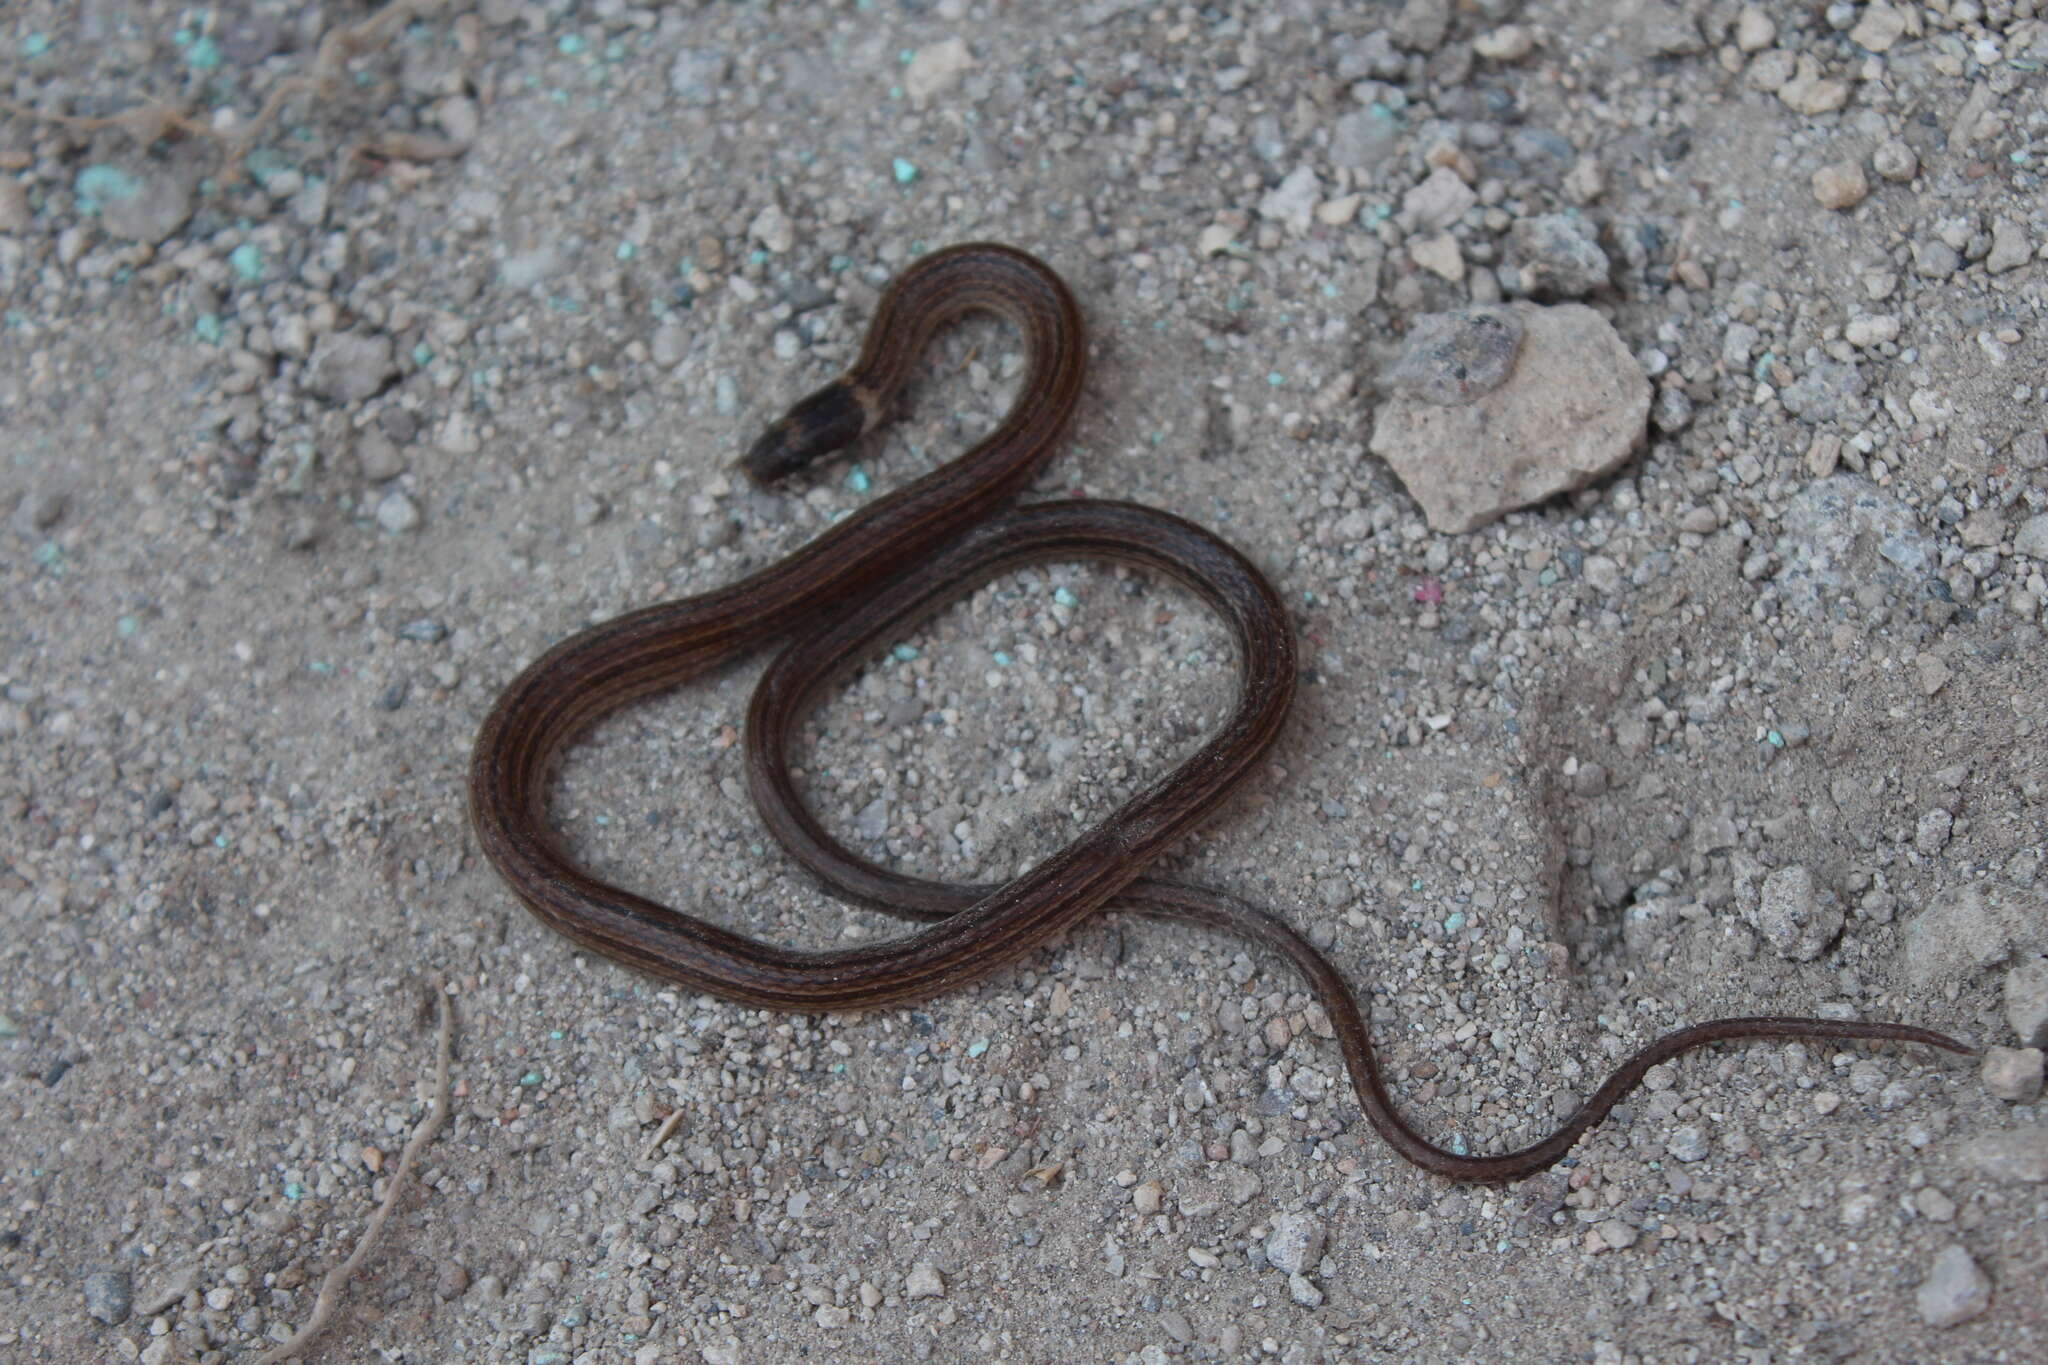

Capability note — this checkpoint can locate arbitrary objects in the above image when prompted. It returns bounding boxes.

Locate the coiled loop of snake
[469,242,1971,1183]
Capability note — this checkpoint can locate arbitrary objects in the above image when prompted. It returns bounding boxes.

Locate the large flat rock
[1369,302,1650,533]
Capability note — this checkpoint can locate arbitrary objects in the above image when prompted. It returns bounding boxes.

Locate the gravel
[1,1,2043,1361]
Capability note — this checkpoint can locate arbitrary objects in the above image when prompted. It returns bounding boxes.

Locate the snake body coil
[469,243,1969,1182]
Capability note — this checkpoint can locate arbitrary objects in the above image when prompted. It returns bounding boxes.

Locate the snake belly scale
[468,242,1970,1183]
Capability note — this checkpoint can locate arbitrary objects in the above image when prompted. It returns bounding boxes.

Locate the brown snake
[468,242,1972,1182]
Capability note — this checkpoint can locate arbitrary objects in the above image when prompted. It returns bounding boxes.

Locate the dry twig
[640,1105,688,1163]
[255,981,455,1365]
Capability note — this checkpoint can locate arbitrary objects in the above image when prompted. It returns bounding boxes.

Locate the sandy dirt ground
[3,2,2046,1362]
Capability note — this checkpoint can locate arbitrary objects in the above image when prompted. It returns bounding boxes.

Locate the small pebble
[1734,7,1777,52]
[1872,138,1918,182]
[1980,1046,2044,1104]
[1264,1211,1324,1275]
[436,1261,471,1300]
[2017,516,2048,562]
[1915,1246,1992,1329]
[305,332,398,404]
[1850,3,1909,54]
[83,1269,133,1325]
[1509,214,1610,297]
[1986,219,2032,275]
[904,37,974,108]
[356,430,407,482]
[1473,26,1535,62]
[1667,1125,1710,1162]
[905,1263,945,1299]
[1913,1187,1956,1223]
[375,490,421,534]
[1811,161,1868,211]
[1596,1219,1639,1251]
[1750,865,1842,961]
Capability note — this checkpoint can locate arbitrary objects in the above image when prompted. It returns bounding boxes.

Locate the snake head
[738,381,872,486]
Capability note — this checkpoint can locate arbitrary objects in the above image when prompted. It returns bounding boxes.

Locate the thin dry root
[0,1,444,181]
[255,980,455,1365]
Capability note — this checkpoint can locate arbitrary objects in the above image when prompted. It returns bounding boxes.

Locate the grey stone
[1904,883,2048,989]
[1915,1245,1992,1328]
[1915,808,1954,855]
[83,1269,133,1324]
[136,1262,200,1317]
[1582,557,1621,594]
[1509,129,1579,185]
[1369,302,1648,533]
[1749,865,1843,961]
[2012,431,2048,472]
[1774,477,1934,616]
[1913,240,1961,278]
[1509,214,1611,297]
[1402,166,1476,229]
[2005,957,2048,1047]
[1651,385,1694,432]
[1331,30,1405,81]
[1596,1218,1639,1250]
[1622,897,1685,960]
[1666,1124,1710,1162]
[1383,307,1523,406]
[356,430,407,482]
[1779,361,1867,425]
[1263,1211,1325,1275]
[1257,165,1322,233]
[905,1263,944,1299]
[305,332,397,404]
